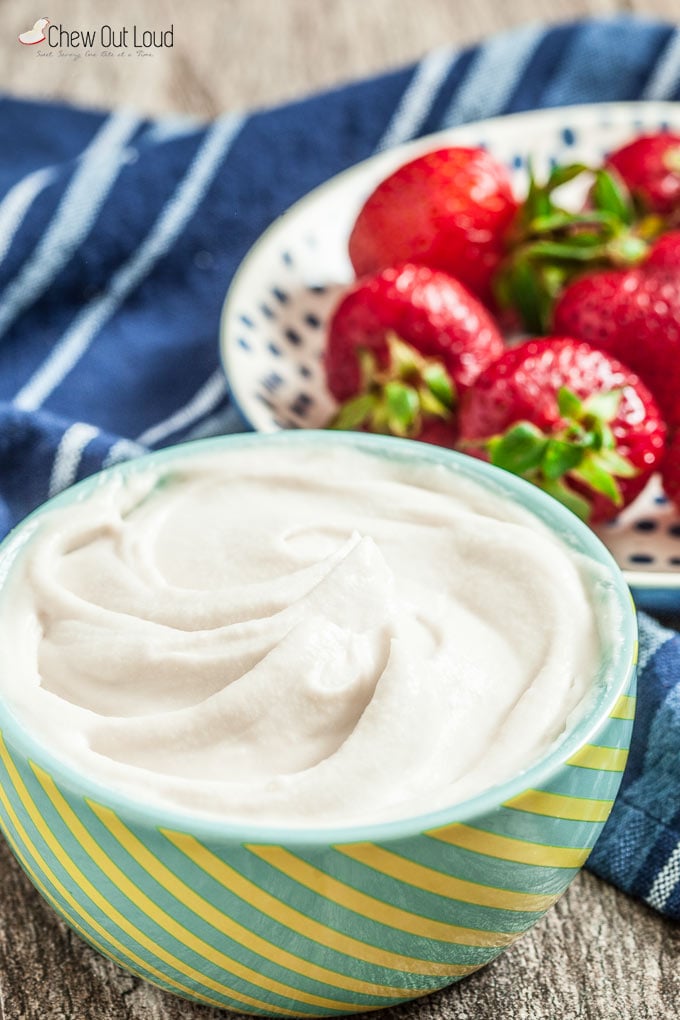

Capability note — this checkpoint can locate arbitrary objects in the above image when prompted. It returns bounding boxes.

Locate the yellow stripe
[0,740,312,1018]
[338,844,558,913]
[91,803,421,1002]
[504,790,613,823]
[166,829,474,979]
[0,820,222,1009]
[427,824,589,869]
[32,767,360,1015]
[0,747,233,1011]
[610,694,636,721]
[0,824,165,992]
[0,816,340,1017]
[246,846,517,950]
[566,744,629,772]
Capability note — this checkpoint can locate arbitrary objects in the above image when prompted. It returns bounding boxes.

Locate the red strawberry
[645,229,680,270]
[494,160,651,333]
[661,431,680,510]
[326,263,503,399]
[606,133,680,216]
[349,147,518,306]
[553,267,680,428]
[458,337,666,522]
[325,263,503,443]
[416,419,459,449]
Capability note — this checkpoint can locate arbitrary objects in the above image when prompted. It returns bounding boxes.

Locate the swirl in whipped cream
[0,444,610,825]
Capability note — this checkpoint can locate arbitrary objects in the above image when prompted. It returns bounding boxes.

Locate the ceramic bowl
[219,101,680,610]
[0,431,636,1016]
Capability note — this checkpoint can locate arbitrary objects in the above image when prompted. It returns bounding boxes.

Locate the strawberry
[495,161,651,333]
[606,133,680,217]
[325,263,503,443]
[552,267,680,428]
[458,337,666,522]
[348,147,518,306]
[661,431,680,510]
[415,419,459,450]
[645,229,680,270]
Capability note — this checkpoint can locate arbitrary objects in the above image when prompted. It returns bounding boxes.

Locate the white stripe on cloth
[184,403,246,441]
[647,839,680,912]
[0,110,140,339]
[13,112,245,413]
[0,166,58,264]
[143,115,204,145]
[135,369,228,447]
[103,438,148,468]
[102,373,233,466]
[48,422,100,497]
[641,29,680,100]
[375,47,457,151]
[440,22,545,128]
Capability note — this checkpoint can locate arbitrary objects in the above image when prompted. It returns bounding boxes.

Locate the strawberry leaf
[488,422,549,474]
[328,335,458,442]
[499,256,551,333]
[564,232,611,248]
[557,386,583,420]
[546,162,590,191]
[422,363,454,410]
[358,348,378,389]
[582,388,622,423]
[523,160,553,221]
[607,234,649,264]
[542,438,584,480]
[570,457,623,506]
[384,382,419,435]
[480,379,639,519]
[592,169,634,225]
[539,478,592,520]
[498,159,653,330]
[524,240,608,262]
[329,394,378,430]
[592,448,638,479]
[418,385,451,419]
[371,401,390,433]
[386,333,423,376]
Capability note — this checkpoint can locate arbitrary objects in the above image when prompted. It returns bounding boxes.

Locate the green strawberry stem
[483,386,637,521]
[328,333,456,439]
[496,161,663,332]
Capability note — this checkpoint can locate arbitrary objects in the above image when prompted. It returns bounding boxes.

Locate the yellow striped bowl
[0,433,637,1016]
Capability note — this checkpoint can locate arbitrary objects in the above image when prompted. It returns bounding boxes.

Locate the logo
[17,19,173,51]
[18,17,50,45]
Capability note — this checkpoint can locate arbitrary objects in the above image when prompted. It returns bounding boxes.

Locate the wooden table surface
[1,0,679,1017]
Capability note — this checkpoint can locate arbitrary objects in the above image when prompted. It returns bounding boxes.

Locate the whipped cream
[0,443,610,826]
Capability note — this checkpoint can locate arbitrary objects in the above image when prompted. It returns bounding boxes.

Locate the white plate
[221,102,680,607]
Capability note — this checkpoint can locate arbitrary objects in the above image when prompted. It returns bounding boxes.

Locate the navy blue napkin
[1,15,679,919]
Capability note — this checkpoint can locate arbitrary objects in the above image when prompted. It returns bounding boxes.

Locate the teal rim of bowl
[0,430,637,847]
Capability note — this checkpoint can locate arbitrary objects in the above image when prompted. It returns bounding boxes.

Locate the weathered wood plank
[3,0,624,118]
[1,832,678,1019]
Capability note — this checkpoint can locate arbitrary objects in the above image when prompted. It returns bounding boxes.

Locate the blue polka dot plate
[220,101,680,608]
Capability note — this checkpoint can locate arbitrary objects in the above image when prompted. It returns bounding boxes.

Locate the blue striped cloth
[1,15,680,919]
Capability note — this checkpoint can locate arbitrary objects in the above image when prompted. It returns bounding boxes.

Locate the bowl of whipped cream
[0,430,636,1015]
